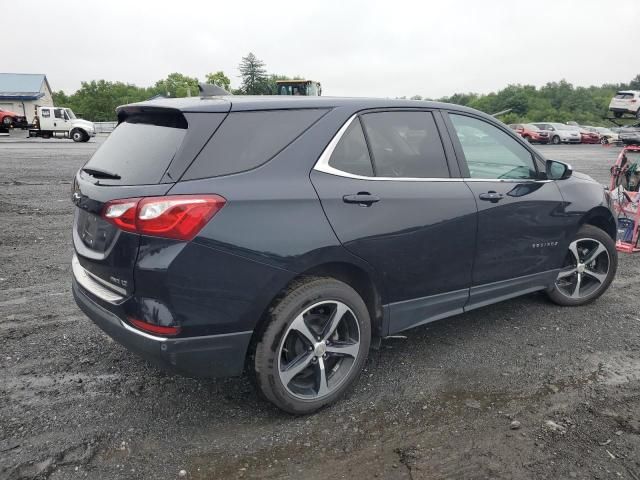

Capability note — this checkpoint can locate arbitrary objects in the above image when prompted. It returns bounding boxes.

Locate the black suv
[72,96,618,413]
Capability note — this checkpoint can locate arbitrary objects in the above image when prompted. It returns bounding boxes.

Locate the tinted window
[328,119,373,176]
[360,111,449,178]
[41,109,50,118]
[83,115,187,185]
[449,114,537,180]
[184,109,326,180]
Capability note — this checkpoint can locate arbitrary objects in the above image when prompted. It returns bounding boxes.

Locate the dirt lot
[1,134,640,480]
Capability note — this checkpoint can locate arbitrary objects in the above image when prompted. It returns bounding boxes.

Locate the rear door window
[328,119,374,176]
[83,113,187,185]
[183,109,327,180]
[360,111,450,178]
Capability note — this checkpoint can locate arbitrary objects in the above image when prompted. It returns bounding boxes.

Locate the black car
[619,123,640,145]
[72,96,618,414]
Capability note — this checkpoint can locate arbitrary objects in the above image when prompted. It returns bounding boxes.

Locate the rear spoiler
[115,106,187,128]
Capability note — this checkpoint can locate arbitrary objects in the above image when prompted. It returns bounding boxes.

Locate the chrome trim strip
[72,255,124,303]
[85,268,127,295]
[312,114,553,184]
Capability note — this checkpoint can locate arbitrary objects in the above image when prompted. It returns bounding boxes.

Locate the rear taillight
[102,195,226,240]
[128,317,181,336]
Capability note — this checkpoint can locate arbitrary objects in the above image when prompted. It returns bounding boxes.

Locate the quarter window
[328,119,374,177]
[184,109,327,180]
[41,109,50,118]
[360,111,450,178]
[449,114,537,180]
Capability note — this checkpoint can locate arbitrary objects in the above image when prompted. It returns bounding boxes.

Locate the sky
[3,0,639,98]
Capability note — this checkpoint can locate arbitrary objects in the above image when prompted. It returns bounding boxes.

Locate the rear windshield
[83,114,187,185]
[183,109,326,180]
[615,92,635,99]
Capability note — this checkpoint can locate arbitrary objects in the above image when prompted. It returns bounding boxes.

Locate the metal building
[0,73,54,124]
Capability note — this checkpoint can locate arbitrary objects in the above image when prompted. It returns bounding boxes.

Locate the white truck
[29,106,96,142]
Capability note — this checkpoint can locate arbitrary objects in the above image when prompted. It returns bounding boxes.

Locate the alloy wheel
[555,238,610,299]
[277,300,361,400]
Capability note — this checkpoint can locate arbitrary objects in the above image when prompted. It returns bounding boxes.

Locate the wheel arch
[245,260,384,370]
[580,206,617,241]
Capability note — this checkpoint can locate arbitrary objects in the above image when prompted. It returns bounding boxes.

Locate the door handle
[343,192,380,206]
[478,191,504,203]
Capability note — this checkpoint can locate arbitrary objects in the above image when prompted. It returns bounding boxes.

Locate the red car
[0,107,27,128]
[578,128,600,144]
[508,123,550,144]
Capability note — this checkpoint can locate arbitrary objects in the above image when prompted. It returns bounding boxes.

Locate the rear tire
[254,277,371,414]
[547,225,617,306]
[636,109,640,120]
[2,116,12,127]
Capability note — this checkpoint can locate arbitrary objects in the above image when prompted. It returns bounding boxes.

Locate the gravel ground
[1,133,640,480]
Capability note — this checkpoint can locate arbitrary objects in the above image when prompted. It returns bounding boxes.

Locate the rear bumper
[610,107,637,114]
[72,279,252,378]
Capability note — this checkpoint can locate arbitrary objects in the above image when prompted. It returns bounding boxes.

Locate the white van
[30,106,96,142]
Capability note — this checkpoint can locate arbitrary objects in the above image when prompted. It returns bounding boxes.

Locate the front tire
[71,129,86,142]
[2,116,13,127]
[614,111,623,118]
[254,277,371,414]
[551,135,561,145]
[547,225,617,306]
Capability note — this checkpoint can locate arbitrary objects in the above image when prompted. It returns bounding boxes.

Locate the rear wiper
[82,167,121,180]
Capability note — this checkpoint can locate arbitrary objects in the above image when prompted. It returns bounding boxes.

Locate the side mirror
[546,159,573,180]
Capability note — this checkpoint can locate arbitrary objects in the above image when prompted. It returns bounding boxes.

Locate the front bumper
[72,279,253,378]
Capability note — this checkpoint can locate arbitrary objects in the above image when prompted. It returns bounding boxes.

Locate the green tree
[238,52,268,94]
[60,80,150,121]
[152,73,200,98]
[52,90,69,106]
[205,71,231,92]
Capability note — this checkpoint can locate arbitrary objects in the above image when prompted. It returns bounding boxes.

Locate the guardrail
[93,122,117,133]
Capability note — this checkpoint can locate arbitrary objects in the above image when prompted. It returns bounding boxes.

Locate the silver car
[531,123,581,144]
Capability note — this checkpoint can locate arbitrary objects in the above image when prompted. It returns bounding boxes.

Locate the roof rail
[198,83,231,97]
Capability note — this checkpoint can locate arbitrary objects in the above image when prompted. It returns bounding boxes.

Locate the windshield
[278,83,307,95]
[65,108,76,119]
[596,127,611,134]
[524,124,540,131]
